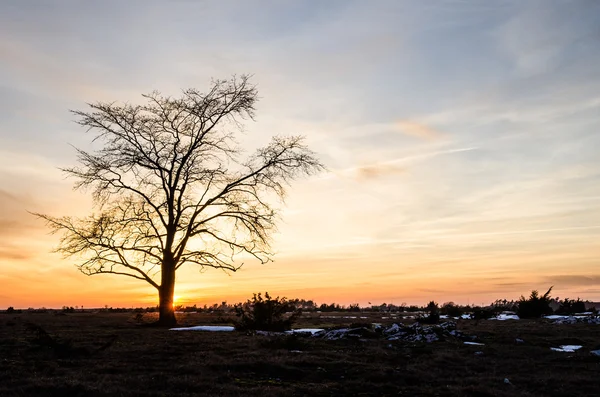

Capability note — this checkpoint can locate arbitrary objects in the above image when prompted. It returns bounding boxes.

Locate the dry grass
[1,312,599,396]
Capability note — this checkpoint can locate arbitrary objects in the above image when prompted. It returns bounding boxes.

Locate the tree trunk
[157,264,176,326]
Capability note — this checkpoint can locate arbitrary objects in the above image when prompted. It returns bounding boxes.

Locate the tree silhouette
[34,75,324,326]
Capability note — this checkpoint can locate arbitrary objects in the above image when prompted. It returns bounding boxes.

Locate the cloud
[545,275,600,288]
[326,146,477,181]
[395,120,445,141]
[355,162,406,180]
[0,247,31,261]
[0,189,23,204]
[0,189,45,238]
[419,288,446,294]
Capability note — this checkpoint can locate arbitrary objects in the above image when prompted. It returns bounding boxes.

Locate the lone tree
[35,75,324,326]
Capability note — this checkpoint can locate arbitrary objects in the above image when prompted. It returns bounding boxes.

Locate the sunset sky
[1,1,600,309]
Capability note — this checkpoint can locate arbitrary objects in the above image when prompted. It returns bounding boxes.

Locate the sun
[173,295,182,307]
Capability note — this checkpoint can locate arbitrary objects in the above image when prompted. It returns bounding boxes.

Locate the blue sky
[1,1,600,307]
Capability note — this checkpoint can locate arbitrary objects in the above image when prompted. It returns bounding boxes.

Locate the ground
[1,312,599,396]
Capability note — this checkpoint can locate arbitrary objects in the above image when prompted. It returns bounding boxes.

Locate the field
[1,312,599,396]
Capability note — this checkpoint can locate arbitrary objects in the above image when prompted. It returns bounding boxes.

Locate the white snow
[464,341,485,346]
[255,330,283,336]
[285,328,324,335]
[545,314,593,320]
[545,315,568,320]
[550,345,582,352]
[169,325,235,332]
[460,314,472,319]
[490,314,520,321]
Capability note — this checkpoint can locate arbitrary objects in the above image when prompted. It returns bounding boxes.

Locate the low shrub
[419,301,440,324]
[440,302,463,318]
[234,292,301,332]
[556,298,587,315]
[517,287,553,319]
[472,307,497,320]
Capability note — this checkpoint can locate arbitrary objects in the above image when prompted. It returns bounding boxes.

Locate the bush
[556,298,587,315]
[419,301,440,324]
[472,307,497,320]
[440,302,463,318]
[234,292,301,332]
[517,287,553,319]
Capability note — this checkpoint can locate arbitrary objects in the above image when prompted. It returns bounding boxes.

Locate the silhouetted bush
[472,307,497,320]
[234,292,301,332]
[133,313,145,324]
[556,298,587,315]
[318,303,342,312]
[491,299,518,312]
[517,287,553,318]
[6,306,15,314]
[419,301,440,324]
[440,302,463,317]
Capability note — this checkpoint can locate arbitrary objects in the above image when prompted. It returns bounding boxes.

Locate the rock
[552,316,600,325]
[314,321,471,344]
[383,323,401,335]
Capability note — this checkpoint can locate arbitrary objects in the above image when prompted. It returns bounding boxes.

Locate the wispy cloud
[395,120,444,141]
[0,247,31,261]
[545,275,600,288]
[328,147,478,181]
[355,162,406,180]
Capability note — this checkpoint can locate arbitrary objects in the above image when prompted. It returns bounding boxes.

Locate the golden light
[173,295,182,307]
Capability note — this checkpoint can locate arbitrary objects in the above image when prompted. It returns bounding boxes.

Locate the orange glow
[173,296,182,307]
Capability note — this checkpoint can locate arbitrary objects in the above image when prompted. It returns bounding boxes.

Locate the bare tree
[34,75,324,326]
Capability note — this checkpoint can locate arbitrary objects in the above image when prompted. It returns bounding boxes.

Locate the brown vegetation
[1,312,599,396]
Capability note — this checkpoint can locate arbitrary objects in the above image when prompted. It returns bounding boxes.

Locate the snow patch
[464,341,485,346]
[285,328,325,335]
[550,345,582,352]
[547,315,600,324]
[170,325,234,332]
[490,314,520,321]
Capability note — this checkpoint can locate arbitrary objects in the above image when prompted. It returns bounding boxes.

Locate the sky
[1,0,600,308]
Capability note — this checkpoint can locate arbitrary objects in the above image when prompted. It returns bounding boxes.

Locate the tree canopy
[35,75,324,325]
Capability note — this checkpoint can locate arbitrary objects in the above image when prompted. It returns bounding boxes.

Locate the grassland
[1,311,599,396]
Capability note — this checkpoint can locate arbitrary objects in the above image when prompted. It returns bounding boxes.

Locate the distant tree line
[2,287,595,318]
